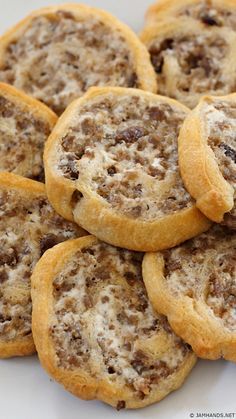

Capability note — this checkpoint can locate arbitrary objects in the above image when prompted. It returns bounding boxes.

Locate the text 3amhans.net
[189,413,236,418]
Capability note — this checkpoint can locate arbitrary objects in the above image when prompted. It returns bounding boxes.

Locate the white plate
[0,1,235,418]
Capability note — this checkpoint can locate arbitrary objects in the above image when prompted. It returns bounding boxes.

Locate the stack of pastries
[0,1,235,411]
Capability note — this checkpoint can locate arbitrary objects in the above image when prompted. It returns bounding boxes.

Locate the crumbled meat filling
[178,1,236,30]
[205,100,236,229]
[0,12,138,114]
[0,95,51,181]
[50,242,191,399]
[149,32,232,106]
[163,226,236,331]
[0,188,80,342]
[57,93,192,220]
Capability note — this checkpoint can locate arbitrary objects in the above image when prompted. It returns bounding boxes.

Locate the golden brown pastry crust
[0,174,44,358]
[0,82,57,125]
[140,18,236,109]
[145,0,236,26]
[178,94,235,222]
[31,235,196,409]
[0,337,35,358]
[0,172,85,358]
[0,82,57,180]
[44,86,211,252]
[0,3,157,113]
[142,228,236,362]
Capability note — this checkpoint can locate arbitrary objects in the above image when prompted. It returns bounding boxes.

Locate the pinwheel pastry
[0,82,57,181]
[179,94,236,229]
[0,3,157,114]
[31,235,196,409]
[143,225,236,361]
[0,172,85,358]
[140,17,236,108]
[44,86,210,251]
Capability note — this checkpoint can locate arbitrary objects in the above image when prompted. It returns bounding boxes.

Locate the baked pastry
[179,94,236,228]
[31,235,196,409]
[140,17,236,109]
[0,4,157,115]
[145,0,236,29]
[143,225,236,361]
[44,86,211,252]
[0,82,57,181]
[0,172,85,358]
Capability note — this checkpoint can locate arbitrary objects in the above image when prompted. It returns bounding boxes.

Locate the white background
[0,1,235,418]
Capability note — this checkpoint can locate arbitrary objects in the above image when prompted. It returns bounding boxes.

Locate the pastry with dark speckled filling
[141,0,236,108]
[44,86,210,252]
[0,4,156,114]
[31,235,196,409]
[146,0,236,30]
[179,93,236,229]
[0,172,85,358]
[143,224,236,361]
[0,82,57,181]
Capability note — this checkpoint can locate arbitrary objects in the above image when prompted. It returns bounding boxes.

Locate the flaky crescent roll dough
[0,172,85,358]
[140,17,236,109]
[143,225,236,361]
[0,3,157,114]
[44,86,211,251]
[31,235,196,409]
[179,94,236,227]
[0,82,57,181]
